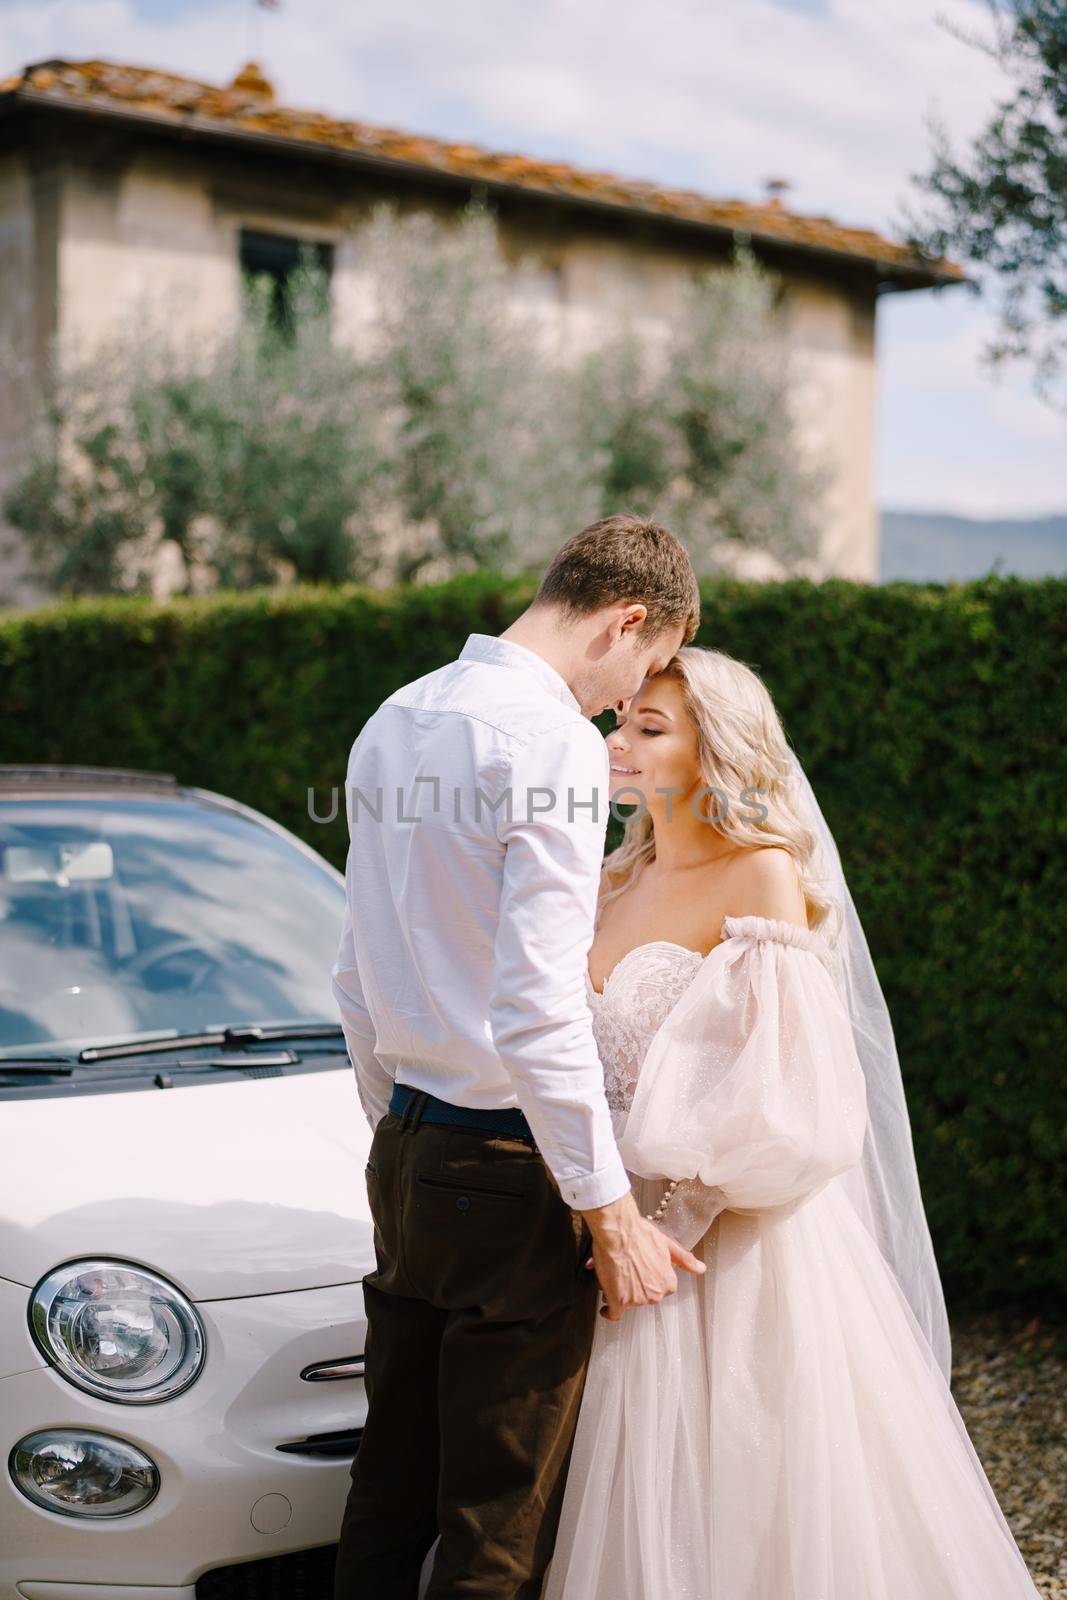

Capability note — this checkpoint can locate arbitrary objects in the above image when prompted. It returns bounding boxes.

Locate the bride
[541,645,1042,1600]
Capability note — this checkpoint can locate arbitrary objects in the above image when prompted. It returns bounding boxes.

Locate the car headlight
[9,1428,159,1517]
[29,1260,205,1403]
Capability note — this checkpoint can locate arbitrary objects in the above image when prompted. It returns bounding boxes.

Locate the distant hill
[880,511,1067,583]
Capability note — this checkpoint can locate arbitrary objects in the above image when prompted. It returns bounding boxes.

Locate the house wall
[1,128,880,605]
[782,277,877,580]
[0,146,56,607]
[488,213,879,580]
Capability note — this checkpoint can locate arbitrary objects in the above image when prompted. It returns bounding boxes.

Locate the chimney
[762,177,793,209]
[229,61,275,101]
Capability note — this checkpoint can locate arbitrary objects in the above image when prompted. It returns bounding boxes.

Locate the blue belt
[389,1081,536,1142]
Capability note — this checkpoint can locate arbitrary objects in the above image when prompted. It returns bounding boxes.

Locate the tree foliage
[902,0,1067,410]
[6,202,827,597]
[5,253,383,597]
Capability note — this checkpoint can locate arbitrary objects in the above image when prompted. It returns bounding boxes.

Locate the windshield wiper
[221,1023,346,1046]
[80,1023,345,1063]
[0,1056,76,1075]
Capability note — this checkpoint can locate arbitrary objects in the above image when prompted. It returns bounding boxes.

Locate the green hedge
[2,571,1064,1311]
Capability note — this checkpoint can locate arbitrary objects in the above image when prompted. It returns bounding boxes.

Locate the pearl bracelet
[645,1178,680,1222]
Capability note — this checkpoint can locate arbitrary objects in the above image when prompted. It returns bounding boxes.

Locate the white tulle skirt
[540,1172,1042,1600]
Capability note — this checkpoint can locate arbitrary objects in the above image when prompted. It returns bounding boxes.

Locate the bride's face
[604,672,701,810]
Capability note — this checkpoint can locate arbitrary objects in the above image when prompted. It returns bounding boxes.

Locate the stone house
[0,56,966,605]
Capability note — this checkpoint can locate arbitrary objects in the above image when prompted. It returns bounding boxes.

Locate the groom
[331,513,705,1599]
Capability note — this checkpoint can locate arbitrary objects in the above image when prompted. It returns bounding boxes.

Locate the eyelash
[639,728,663,737]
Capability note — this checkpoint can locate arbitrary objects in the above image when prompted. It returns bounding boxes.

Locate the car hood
[0,1067,376,1300]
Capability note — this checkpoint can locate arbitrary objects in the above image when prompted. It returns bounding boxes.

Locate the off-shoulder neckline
[720,914,825,952]
[586,915,826,997]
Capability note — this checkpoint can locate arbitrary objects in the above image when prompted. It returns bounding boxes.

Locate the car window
[0,797,345,1054]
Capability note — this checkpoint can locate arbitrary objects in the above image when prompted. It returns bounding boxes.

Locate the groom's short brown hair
[534,513,700,646]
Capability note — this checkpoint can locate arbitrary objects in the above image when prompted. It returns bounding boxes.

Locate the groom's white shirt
[331,630,631,1211]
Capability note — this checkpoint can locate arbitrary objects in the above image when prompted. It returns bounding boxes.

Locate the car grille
[195,1543,337,1598]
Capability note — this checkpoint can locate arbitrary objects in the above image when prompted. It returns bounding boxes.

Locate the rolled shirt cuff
[552,1151,633,1212]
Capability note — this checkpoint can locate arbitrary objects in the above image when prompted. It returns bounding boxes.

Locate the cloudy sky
[2,0,1063,520]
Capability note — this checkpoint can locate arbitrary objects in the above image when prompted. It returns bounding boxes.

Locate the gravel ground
[950,1308,1067,1598]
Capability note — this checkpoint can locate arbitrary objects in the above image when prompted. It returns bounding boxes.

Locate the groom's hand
[579,1191,706,1321]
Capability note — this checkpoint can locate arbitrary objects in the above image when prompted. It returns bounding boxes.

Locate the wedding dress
[540,913,1042,1600]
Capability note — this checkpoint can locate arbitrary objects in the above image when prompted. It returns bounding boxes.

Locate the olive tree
[6,205,825,595]
[904,0,1067,411]
[5,252,383,597]
[571,245,827,574]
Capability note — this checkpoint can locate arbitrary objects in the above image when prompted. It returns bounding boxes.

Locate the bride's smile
[605,672,755,864]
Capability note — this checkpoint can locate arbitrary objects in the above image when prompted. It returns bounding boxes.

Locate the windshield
[0,795,346,1056]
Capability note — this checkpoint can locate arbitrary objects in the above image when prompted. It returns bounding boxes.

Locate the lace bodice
[587,941,705,1115]
[586,915,829,1118]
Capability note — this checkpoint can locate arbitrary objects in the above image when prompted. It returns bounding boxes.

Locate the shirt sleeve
[489,717,632,1212]
[330,853,395,1134]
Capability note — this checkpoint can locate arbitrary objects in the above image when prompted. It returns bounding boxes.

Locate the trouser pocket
[402,1130,589,1319]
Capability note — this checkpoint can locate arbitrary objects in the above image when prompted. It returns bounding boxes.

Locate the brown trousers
[332,1094,602,1600]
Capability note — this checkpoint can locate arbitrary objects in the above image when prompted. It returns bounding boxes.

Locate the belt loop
[397,1086,414,1127]
[408,1090,429,1134]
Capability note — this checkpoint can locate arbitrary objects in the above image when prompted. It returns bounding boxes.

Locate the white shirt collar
[459,633,581,714]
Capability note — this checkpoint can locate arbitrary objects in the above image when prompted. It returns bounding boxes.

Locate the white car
[0,765,377,1598]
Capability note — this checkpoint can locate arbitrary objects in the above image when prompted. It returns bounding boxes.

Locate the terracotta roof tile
[0,57,967,287]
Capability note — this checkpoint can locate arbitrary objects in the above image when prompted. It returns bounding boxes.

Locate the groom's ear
[597,601,647,648]
[617,603,649,639]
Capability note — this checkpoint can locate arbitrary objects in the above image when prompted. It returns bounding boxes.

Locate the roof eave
[0,86,970,291]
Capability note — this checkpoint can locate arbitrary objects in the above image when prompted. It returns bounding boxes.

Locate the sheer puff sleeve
[617,914,868,1250]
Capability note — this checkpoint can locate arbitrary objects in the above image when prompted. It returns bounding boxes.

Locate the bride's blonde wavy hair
[599,646,839,940]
